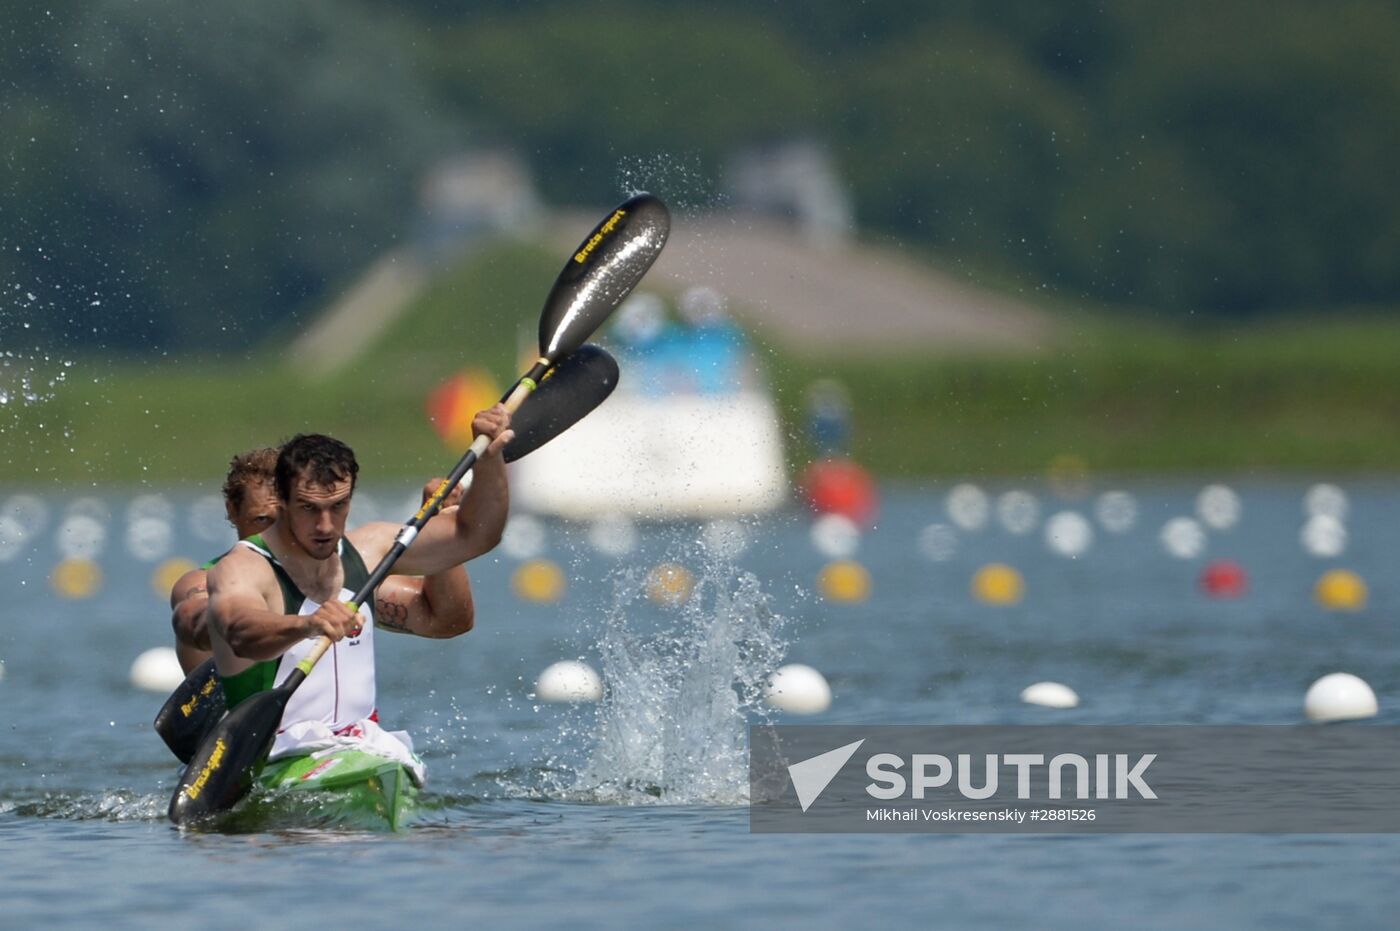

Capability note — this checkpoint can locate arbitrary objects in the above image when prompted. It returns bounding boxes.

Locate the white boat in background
[510,288,788,520]
[511,389,787,520]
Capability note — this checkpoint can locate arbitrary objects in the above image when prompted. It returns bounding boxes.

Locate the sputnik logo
[787,739,865,812]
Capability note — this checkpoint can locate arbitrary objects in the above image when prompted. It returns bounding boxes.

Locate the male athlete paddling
[205,406,512,781]
[171,448,477,675]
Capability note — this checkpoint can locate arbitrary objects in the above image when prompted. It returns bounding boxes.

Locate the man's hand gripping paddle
[153,344,622,765]
[167,194,669,824]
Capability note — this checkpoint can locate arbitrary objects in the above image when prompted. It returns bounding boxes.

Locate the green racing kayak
[257,749,419,831]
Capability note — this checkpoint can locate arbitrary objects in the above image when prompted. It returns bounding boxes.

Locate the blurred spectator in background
[806,378,852,456]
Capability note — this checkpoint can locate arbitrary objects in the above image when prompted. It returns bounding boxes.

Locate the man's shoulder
[208,542,275,585]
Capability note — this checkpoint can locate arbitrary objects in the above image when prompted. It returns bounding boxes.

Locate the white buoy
[1196,484,1242,530]
[501,514,547,560]
[1304,673,1377,723]
[997,490,1040,535]
[0,659,6,681]
[946,484,989,531]
[534,660,603,703]
[1044,511,1093,558]
[2,493,49,536]
[1021,681,1079,709]
[188,494,229,543]
[126,493,175,524]
[56,514,106,561]
[1160,517,1207,559]
[1301,514,1347,558]
[765,664,832,714]
[701,519,750,560]
[810,513,860,559]
[1304,483,1348,521]
[1095,490,1138,533]
[125,517,173,562]
[587,513,638,557]
[0,515,28,564]
[66,497,111,522]
[129,647,185,693]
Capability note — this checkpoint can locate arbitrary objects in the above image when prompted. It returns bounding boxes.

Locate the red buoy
[800,458,878,526]
[1200,559,1248,598]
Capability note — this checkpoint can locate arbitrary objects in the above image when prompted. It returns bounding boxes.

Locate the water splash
[3,790,165,822]
[0,350,74,407]
[529,545,787,806]
[616,153,717,213]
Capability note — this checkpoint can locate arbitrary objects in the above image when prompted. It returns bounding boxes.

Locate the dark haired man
[205,406,511,782]
[170,448,477,674]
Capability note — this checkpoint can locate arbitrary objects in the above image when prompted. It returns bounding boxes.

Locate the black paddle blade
[504,344,620,462]
[153,658,227,764]
[539,193,669,363]
[168,687,288,824]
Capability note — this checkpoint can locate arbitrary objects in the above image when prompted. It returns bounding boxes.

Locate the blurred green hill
[5,227,1400,484]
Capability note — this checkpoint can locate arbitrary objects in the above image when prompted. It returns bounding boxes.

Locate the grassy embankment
[4,241,1400,485]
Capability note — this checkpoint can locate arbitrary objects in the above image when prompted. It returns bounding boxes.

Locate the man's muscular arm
[374,478,476,638]
[170,568,212,673]
[361,405,513,576]
[374,570,475,638]
[207,549,362,661]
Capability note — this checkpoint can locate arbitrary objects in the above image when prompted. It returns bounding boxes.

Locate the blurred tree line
[3,0,1399,351]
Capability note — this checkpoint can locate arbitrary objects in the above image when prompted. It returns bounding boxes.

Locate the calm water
[2,480,1399,928]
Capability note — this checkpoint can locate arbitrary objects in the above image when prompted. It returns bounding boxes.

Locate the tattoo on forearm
[375,596,411,633]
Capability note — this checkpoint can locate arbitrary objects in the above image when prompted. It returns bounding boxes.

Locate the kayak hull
[258,749,418,831]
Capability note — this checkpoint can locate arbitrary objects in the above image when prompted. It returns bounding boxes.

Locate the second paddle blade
[504,344,620,463]
[168,687,289,824]
[154,657,227,764]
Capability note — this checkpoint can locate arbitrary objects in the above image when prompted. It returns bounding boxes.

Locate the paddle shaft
[277,363,546,693]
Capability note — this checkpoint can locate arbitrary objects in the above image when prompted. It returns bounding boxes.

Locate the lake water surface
[2,480,1398,928]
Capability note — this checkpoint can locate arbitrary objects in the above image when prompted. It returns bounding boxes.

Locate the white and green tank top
[220,534,378,732]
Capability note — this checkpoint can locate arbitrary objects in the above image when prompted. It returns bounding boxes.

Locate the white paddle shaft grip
[501,376,536,414]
